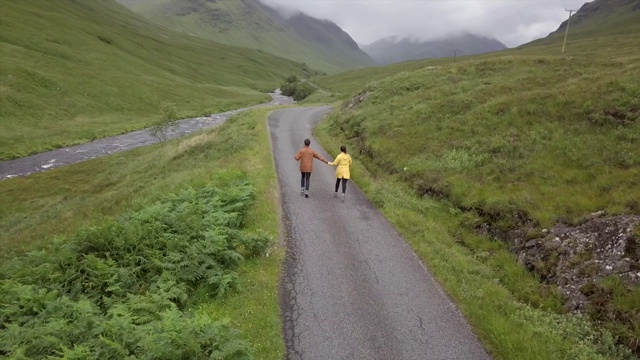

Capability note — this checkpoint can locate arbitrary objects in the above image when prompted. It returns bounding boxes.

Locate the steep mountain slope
[363,34,507,65]
[525,0,640,51]
[0,0,314,159]
[116,0,375,74]
[554,0,640,35]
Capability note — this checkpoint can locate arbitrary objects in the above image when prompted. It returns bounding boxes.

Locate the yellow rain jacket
[329,152,352,179]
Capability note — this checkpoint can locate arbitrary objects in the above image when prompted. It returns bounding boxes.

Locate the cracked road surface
[269,107,491,360]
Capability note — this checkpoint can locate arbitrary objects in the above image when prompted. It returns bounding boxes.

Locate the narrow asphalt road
[0,91,293,180]
[269,107,491,360]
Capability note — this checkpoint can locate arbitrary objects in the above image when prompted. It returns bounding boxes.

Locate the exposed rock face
[513,213,640,311]
[343,91,371,111]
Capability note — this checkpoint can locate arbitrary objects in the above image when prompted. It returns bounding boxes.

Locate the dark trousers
[335,178,348,194]
[300,172,311,191]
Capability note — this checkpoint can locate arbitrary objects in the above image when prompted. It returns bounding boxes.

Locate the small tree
[292,82,316,101]
[149,101,178,144]
[286,74,299,84]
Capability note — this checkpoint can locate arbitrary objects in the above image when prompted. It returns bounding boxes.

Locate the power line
[561,9,577,55]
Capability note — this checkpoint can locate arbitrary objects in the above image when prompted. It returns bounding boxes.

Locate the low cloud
[258,0,590,47]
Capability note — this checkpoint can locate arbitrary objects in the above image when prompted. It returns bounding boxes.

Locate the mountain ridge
[116,0,375,73]
[362,33,507,65]
[555,0,640,33]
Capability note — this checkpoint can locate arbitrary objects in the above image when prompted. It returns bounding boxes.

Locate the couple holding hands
[295,138,352,200]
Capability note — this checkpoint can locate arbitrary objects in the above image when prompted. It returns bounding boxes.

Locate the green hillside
[0,0,314,160]
[316,0,640,97]
[543,0,640,39]
[314,1,640,355]
[321,55,640,225]
[522,0,640,56]
[116,0,376,74]
[0,108,288,359]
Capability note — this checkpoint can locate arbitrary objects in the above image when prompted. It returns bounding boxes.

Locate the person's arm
[295,150,302,161]
[313,151,328,164]
[328,154,340,166]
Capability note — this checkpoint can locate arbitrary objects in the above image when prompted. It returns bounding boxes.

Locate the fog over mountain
[259,0,591,47]
[363,34,508,65]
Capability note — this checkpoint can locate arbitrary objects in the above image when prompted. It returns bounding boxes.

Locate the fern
[0,183,269,359]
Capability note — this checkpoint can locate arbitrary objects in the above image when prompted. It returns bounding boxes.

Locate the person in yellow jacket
[328,145,352,201]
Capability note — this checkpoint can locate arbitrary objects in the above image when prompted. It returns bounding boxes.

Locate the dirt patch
[343,91,371,111]
[442,197,640,353]
[589,106,640,127]
[510,212,640,312]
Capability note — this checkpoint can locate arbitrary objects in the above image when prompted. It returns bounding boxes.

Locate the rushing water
[0,91,294,180]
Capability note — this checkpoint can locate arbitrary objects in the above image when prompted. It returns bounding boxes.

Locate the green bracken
[0,183,266,359]
[0,108,286,359]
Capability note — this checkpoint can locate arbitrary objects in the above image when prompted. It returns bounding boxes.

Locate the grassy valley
[116,0,376,74]
[0,0,314,160]
[0,107,287,359]
[0,2,304,356]
[314,1,640,357]
[3,0,640,358]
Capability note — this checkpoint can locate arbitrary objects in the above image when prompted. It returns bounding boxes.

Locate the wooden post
[562,9,577,55]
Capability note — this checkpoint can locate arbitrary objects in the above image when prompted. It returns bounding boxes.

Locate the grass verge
[311,7,640,353]
[315,120,635,360]
[0,107,285,359]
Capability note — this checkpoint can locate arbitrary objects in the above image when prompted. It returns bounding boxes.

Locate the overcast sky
[259,0,591,47]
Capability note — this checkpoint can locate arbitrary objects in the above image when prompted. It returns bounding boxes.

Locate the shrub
[149,101,178,144]
[285,75,298,84]
[0,183,269,359]
[280,78,316,101]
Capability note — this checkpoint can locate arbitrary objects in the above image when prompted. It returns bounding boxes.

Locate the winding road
[269,107,490,360]
[4,97,492,358]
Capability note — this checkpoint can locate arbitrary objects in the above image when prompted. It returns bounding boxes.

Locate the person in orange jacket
[295,138,328,198]
[328,145,352,201]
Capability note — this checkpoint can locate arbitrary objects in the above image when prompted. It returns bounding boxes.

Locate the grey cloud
[259,0,590,47]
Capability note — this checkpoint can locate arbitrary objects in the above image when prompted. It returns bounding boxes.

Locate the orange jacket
[295,146,327,172]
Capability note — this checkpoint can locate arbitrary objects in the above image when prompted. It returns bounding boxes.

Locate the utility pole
[453,49,459,63]
[561,9,577,55]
